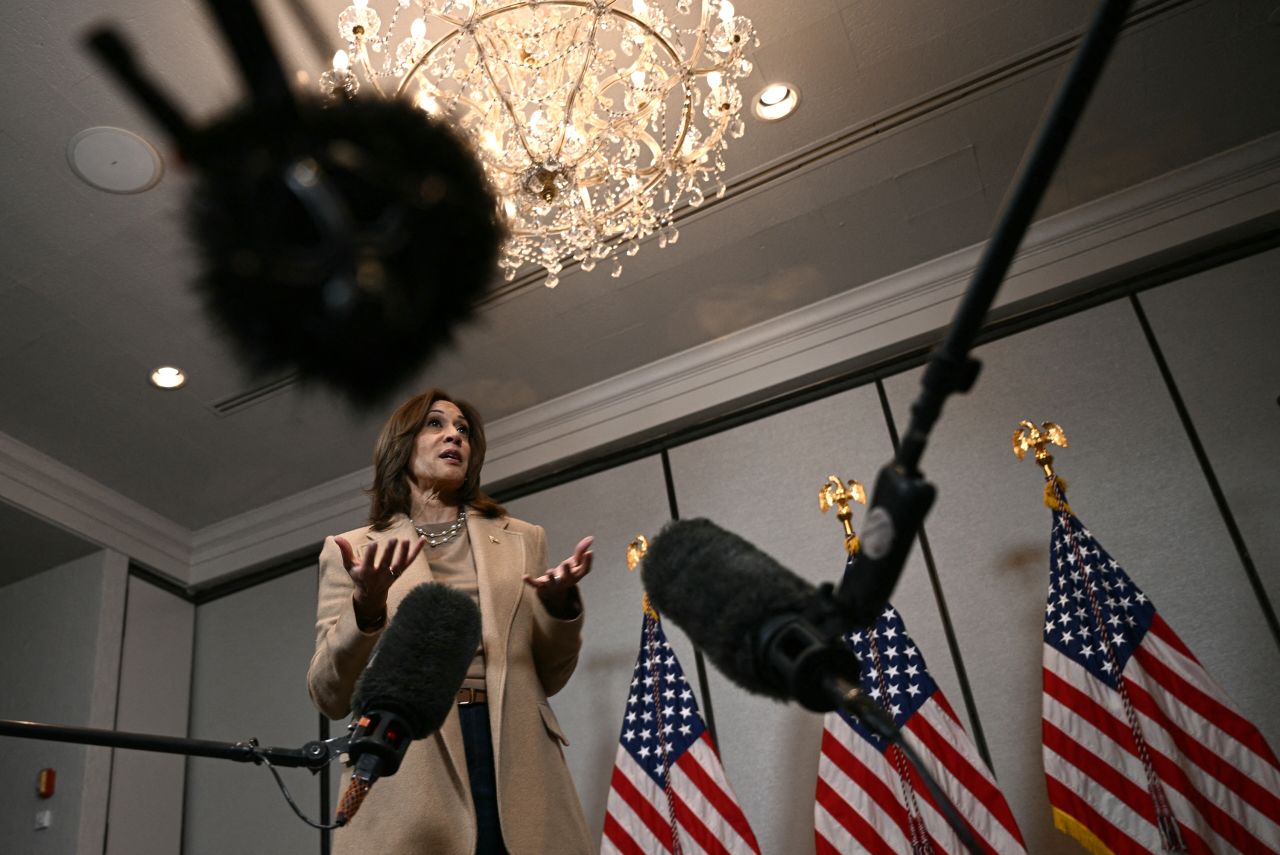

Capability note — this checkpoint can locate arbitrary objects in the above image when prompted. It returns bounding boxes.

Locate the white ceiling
[2,0,1278,585]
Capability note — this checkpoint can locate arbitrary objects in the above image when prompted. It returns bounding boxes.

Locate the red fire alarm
[37,768,56,799]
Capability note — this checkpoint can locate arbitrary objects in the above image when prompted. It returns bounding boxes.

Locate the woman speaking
[307,388,594,854]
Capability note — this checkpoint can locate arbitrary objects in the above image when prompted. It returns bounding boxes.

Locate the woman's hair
[367,388,506,529]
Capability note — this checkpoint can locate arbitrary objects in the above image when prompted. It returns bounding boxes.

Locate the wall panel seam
[874,378,996,772]
[1127,294,1280,652]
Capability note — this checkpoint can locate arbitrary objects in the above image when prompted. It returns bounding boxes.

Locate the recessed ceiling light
[67,127,164,194]
[150,366,187,390]
[753,83,800,121]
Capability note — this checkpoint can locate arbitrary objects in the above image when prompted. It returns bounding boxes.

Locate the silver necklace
[412,508,467,548]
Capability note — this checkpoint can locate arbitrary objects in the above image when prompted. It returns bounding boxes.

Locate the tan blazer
[307,512,593,855]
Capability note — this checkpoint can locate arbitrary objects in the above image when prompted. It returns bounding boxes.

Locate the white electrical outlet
[34,809,52,830]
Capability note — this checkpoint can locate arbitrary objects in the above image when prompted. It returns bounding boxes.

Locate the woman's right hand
[335,535,426,624]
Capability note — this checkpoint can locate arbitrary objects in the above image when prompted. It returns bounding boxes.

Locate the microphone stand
[756,0,1137,851]
[0,718,350,829]
[832,0,1136,627]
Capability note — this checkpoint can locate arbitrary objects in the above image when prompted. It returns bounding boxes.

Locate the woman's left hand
[524,535,593,616]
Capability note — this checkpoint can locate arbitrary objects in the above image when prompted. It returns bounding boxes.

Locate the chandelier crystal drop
[323,0,756,287]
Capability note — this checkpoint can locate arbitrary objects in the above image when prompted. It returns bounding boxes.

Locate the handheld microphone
[641,518,873,716]
[85,0,504,408]
[336,582,481,825]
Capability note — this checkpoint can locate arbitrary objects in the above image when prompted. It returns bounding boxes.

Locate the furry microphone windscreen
[189,97,505,408]
[351,582,482,739]
[641,518,817,701]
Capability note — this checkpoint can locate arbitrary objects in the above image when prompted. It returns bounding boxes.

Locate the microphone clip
[833,462,936,627]
[756,596,861,714]
[344,708,414,783]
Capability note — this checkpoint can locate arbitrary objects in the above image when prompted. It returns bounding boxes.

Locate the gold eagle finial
[1012,420,1068,479]
[819,475,867,556]
[626,535,659,620]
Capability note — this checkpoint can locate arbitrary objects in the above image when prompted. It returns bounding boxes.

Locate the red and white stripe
[604,731,761,855]
[1043,614,1280,854]
[816,693,1027,854]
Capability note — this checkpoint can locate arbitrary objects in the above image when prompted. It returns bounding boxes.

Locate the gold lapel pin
[488,535,500,543]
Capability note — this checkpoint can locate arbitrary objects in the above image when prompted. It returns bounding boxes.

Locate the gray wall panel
[665,385,967,855]
[882,297,1280,852]
[0,550,125,855]
[184,566,322,855]
[106,575,195,855]
[505,455,674,849]
[1137,247,1280,619]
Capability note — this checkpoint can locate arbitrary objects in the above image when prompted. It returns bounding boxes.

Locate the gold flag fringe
[1052,808,1118,855]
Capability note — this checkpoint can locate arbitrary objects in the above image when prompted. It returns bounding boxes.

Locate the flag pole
[629,534,720,748]
[1017,422,1187,851]
[817,478,986,854]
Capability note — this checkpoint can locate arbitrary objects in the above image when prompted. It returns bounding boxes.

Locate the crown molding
[4,132,1277,587]
[186,470,369,587]
[478,132,1280,484]
[0,432,191,580]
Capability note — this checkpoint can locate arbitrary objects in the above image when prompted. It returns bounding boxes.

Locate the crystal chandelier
[321,0,756,287]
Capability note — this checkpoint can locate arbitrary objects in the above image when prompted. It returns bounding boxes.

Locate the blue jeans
[458,703,508,855]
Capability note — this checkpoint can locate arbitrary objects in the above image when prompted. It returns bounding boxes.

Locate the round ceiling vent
[66,127,164,194]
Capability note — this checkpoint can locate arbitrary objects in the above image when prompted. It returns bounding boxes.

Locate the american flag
[815,597,1027,854]
[602,611,761,855]
[1042,496,1280,853]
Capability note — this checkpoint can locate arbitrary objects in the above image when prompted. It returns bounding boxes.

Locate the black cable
[249,744,344,831]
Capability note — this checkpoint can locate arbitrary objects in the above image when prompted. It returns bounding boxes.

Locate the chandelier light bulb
[325,0,757,284]
[333,49,350,71]
[529,110,547,138]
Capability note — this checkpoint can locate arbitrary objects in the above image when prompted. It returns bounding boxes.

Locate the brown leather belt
[456,687,487,706]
